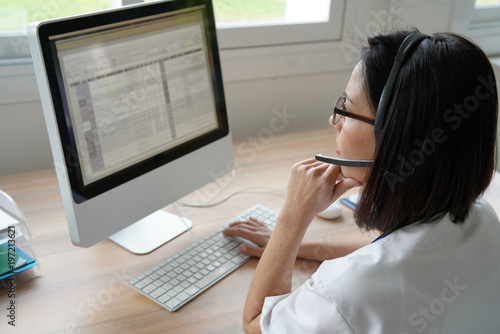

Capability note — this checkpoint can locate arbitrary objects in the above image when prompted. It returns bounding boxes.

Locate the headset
[316,32,429,168]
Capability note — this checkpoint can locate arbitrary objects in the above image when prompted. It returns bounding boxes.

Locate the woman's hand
[282,158,361,224]
[223,218,271,257]
[222,159,362,262]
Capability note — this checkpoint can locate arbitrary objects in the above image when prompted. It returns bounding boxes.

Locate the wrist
[274,206,313,243]
[280,199,317,226]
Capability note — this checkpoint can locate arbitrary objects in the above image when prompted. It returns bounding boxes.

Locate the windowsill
[220,40,352,83]
[469,31,500,57]
[0,58,32,67]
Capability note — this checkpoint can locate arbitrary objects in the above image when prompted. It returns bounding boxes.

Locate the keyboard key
[134,281,147,289]
[195,262,236,289]
[143,284,157,294]
[165,298,182,310]
[158,293,170,304]
[151,287,166,299]
[185,286,200,296]
[231,255,248,265]
[177,292,190,302]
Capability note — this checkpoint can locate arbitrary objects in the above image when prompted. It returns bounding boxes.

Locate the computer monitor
[27,0,234,254]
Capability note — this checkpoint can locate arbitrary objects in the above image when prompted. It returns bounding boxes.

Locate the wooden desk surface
[1,127,499,333]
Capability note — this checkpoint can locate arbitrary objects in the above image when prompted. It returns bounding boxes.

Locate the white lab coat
[261,198,500,334]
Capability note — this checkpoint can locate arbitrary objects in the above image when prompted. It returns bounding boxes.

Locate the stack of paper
[0,244,27,276]
[0,206,38,280]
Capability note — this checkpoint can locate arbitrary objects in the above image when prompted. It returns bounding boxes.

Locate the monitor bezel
[36,0,229,203]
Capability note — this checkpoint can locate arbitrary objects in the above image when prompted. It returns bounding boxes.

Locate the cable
[177,169,236,207]
[171,168,285,242]
[178,186,286,208]
[171,202,197,241]
[176,168,285,208]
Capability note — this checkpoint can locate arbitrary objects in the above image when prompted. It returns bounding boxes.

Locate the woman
[223,29,500,333]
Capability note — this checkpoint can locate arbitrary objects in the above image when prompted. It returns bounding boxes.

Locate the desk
[0,128,499,334]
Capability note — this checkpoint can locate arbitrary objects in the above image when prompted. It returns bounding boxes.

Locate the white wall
[1,0,498,176]
[0,63,54,174]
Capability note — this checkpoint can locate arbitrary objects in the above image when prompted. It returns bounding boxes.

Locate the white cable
[177,168,285,208]
[178,186,286,208]
[174,168,285,237]
[177,169,236,207]
[171,202,197,241]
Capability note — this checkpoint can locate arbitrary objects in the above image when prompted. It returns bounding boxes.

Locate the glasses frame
[332,96,375,126]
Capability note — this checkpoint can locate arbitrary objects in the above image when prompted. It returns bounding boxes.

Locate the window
[0,0,343,61]
[1,0,337,33]
[148,0,344,49]
[452,0,500,55]
[0,1,116,60]
[0,1,115,32]
[472,0,500,27]
[475,0,500,5]
[215,0,344,49]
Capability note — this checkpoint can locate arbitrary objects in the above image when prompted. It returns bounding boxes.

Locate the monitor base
[109,210,193,254]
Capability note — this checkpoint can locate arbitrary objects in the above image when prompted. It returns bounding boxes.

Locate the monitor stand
[108,210,192,254]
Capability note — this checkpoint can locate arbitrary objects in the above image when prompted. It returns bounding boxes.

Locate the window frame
[216,0,345,49]
[0,0,345,61]
[452,0,500,55]
[471,2,500,26]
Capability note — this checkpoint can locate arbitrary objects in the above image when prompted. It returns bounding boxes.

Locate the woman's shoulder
[319,197,500,279]
[315,197,500,333]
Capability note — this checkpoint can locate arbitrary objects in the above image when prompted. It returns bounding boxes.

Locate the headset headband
[373,33,429,146]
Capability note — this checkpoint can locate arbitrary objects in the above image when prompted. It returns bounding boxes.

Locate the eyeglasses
[332,96,375,126]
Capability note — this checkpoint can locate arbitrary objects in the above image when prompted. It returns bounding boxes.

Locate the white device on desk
[317,202,342,220]
[27,0,233,253]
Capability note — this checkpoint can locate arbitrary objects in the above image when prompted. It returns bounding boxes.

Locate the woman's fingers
[223,218,272,247]
[238,243,265,258]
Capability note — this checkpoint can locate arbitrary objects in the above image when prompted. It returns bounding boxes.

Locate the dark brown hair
[355,29,498,233]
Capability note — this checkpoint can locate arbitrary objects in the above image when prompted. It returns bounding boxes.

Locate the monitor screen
[40,1,229,202]
[28,0,234,252]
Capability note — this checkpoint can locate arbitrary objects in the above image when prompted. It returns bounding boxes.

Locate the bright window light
[0,0,115,32]
[475,0,500,7]
[0,0,332,32]
[213,0,331,27]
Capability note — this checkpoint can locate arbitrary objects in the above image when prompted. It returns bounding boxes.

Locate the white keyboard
[128,204,278,311]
